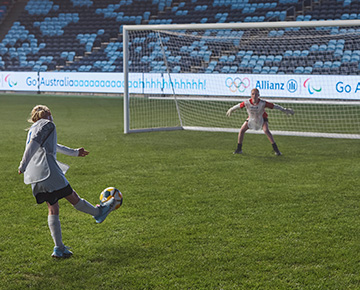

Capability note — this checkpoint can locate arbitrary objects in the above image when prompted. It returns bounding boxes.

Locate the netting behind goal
[123,21,360,139]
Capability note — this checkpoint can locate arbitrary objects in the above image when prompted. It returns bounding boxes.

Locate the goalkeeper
[226,88,294,155]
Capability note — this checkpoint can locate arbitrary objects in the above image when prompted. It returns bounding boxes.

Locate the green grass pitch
[0,93,360,289]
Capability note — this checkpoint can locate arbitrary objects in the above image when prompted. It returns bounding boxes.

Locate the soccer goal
[123,20,360,139]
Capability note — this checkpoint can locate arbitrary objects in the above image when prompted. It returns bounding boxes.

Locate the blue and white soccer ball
[99,187,123,210]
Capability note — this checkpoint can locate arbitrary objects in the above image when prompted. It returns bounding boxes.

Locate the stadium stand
[0,0,360,75]
[0,0,14,24]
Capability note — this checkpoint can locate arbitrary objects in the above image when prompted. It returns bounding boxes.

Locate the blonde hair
[28,105,51,123]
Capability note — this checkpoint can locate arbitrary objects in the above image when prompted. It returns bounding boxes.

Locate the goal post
[123,20,360,139]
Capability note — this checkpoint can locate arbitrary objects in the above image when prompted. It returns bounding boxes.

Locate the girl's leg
[48,201,73,258]
[238,121,249,144]
[234,121,249,153]
[66,190,100,216]
[262,121,275,144]
[66,189,116,224]
[47,202,63,248]
[262,122,281,155]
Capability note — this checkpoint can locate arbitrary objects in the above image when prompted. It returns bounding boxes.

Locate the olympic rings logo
[225,77,250,93]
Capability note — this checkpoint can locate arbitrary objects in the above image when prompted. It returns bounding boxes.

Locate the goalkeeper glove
[226,108,233,117]
[226,104,240,117]
[273,104,294,116]
[285,108,294,116]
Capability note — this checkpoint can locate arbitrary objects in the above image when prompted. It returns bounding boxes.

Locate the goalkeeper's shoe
[51,245,73,259]
[233,149,243,154]
[94,197,116,224]
[272,143,281,156]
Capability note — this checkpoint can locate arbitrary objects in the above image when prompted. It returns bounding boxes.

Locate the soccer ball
[99,187,123,210]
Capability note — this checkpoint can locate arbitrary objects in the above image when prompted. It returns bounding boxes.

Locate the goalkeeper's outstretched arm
[272,104,294,116]
[226,103,241,117]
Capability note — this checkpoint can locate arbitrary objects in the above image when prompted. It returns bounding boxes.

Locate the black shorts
[246,117,269,123]
[35,184,73,205]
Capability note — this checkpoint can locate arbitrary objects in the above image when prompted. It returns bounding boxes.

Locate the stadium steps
[0,0,28,41]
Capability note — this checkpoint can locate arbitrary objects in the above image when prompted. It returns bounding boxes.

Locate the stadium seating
[0,0,360,75]
[0,0,13,24]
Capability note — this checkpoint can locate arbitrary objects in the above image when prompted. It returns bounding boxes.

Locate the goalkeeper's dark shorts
[246,117,269,123]
[35,184,73,205]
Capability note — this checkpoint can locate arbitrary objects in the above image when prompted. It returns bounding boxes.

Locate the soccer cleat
[94,197,116,224]
[272,143,281,156]
[51,245,73,259]
[233,149,243,154]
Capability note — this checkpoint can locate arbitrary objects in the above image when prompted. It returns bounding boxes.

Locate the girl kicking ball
[18,105,117,258]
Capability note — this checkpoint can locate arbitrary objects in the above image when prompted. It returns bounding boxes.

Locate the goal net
[123,20,360,139]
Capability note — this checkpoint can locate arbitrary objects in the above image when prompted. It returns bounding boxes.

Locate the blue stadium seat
[342,55,351,63]
[247,59,256,68]
[219,55,228,63]
[331,61,341,68]
[269,66,278,74]
[274,55,283,62]
[228,55,235,63]
[323,61,332,68]
[229,65,238,73]
[261,66,270,74]
[253,66,261,74]
[314,61,324,68]
[221,66,230,73]
[239,59,247,67]
[304,66,313,74]
[294,66,304,74]
[257,60,265,66]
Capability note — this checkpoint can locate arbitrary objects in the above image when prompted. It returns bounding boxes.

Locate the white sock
[48,215,63,248]
[74,198,100,216]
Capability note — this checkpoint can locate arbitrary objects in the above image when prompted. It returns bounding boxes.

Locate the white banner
[0,72,39,91]
[1,71,360,100]
[0,72,125,93]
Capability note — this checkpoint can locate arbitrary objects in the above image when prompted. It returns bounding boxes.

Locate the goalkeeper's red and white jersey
[239,98,275,119]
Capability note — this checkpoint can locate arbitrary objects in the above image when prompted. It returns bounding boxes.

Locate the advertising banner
[1,71,359,100]
[135,73,360,100]
[0,72,39,91]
